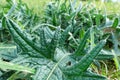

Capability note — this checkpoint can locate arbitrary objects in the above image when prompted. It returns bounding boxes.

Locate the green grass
[21,0,50,15]
[1,0,120,16]
[95,1,120,15]
[0,0,50,15]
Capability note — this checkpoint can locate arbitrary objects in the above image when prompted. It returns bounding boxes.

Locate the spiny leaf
[33,48,69,80]
[63,40,106,75]
[96,50,114,60]
[5,17,50,58]
[49,27,61,58]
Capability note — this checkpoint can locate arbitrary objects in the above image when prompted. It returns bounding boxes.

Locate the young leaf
[73,29,90,57]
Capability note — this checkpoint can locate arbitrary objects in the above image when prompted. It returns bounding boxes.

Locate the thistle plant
[0,0,117,80]
[0,15,108,80]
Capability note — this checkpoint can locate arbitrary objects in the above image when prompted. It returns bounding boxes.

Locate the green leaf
[6,0,16,17]
[73,29,90,57]
[95,14,100,27]
[111,32,120,55]
[79,28,85,39]
[112,18,119,28]
[33,48,69,80]
[96,50,114,60]
[5,17,47,58]
[0,60,35,74]
[63,40,106,75]
[2,17,6,28]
